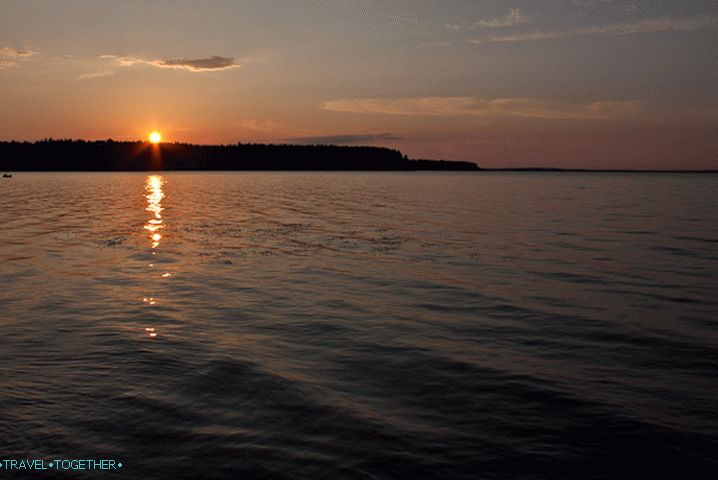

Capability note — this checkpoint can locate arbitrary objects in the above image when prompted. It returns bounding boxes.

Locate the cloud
[0,47,36,58]
[76,70,115,80]
[477,8,530,28]
[323,97,642,120]
[568,0,638,10]
[158,56,237,72]
[388,15,419,25]
[101,54,239,72]
[234,119,316,139]
[100,55,139,66]
[236,119,285,132]
[0,46,36,69]
[486,15,718,42]
[288,133,403,145]
[419,41,452,48]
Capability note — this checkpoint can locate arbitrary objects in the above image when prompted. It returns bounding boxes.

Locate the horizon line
[1,138,715,173]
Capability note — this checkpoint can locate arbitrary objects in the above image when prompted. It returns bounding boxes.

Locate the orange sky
[1,1,716,169]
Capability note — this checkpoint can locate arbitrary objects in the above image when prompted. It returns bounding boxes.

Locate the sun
[149,131,162,144]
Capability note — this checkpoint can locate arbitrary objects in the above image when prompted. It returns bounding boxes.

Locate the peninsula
[0,140,479,171]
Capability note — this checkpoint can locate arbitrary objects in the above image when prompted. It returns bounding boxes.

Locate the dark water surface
[1,172,716,479]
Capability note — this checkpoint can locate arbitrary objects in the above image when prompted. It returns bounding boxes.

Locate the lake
[0,172,716,479]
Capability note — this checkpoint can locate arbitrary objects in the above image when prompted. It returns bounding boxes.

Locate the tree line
[0,140,479,171]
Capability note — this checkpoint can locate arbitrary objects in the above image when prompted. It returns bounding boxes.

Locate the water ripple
[0,172,717,478]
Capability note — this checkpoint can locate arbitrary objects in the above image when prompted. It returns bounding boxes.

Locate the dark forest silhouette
[0,139,479,171]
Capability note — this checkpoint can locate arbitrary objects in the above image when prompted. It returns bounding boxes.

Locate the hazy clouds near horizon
[0,0,716,168]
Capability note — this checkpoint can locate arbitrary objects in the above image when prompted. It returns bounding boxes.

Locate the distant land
[0,139,479,171]
[474,167,718,173]
[1,140,715,173]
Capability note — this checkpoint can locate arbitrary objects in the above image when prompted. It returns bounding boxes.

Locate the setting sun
[149,132,162,144]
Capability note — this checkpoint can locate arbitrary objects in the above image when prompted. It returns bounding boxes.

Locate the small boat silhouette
[2,173,11,178]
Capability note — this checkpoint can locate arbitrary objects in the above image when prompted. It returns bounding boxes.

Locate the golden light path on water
[144,175,165,248]
[142,175,167,339]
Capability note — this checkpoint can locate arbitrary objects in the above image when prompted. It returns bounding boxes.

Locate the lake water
[0,172,716,479]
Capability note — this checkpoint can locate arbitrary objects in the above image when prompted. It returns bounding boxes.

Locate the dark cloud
[157,55,237,72]
[103,54,238,72]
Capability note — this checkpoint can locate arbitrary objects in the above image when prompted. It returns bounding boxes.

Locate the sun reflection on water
[143,175,167,339]
[144,175,165,249]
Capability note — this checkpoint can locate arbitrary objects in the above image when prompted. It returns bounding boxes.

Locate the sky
[0,0,716,169]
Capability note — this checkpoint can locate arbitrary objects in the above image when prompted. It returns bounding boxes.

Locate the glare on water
[142,175,167,339]
[144,175,165,249]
